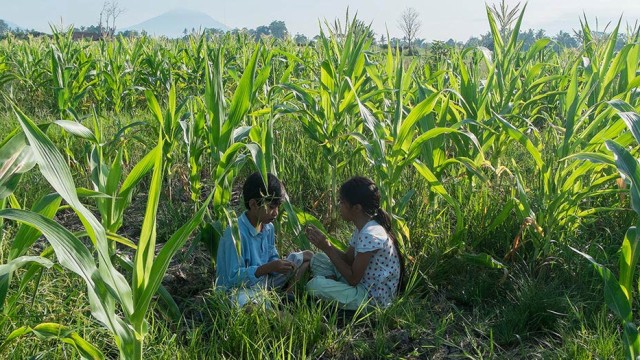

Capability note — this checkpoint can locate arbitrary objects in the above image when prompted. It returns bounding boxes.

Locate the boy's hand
[269,259,296,274]
[305,226,329,251]
[256,259,295,277]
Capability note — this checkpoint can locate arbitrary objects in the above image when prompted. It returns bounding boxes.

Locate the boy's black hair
[243,172,285,209]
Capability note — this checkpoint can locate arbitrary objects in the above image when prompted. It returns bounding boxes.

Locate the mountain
[120,8,229,38]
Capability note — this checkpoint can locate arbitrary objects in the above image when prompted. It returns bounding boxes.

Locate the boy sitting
[215,171,312,306]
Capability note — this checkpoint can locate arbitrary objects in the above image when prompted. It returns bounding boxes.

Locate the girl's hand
[305,226,329,251]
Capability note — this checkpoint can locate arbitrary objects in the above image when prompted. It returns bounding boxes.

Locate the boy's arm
[260,229,294,275]
[216,232,262,288]
[267,227,280,262]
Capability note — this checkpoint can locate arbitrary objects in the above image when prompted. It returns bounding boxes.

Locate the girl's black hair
[339,176,406,294]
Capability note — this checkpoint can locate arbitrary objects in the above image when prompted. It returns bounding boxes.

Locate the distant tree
[535,29,546,40]
[554,30,578,50]
[204,27,225,38]
[389,37,403,48]
[615,33,627,51]
[99,1,125,38]
[85,25,101,34]
[398,8,421,55]
[414,38,426,48]
[479,31,494,50]
[0,19,9,36]
[519,28,535,50]
[255,25,270,38]
[269,20,288,39]
[119,29,140,38]
[465,36,481,47]
[294,33,308,45]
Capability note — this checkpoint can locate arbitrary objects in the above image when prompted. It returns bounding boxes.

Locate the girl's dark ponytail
[340,176,407,294]
[373,207,406,294]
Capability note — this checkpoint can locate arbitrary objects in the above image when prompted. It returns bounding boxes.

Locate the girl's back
[350,220,401,306]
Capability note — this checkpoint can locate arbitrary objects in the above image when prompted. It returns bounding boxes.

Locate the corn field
[1,6,640,359]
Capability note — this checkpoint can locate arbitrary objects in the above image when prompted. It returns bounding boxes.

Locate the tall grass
[0,4,638,358]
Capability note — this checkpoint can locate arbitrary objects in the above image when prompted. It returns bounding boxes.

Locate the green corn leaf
[283,202,343,250]
[0,131,37,199]
[12,105,134,319]
[132,193,211,326]
[75,231,137,249]
[204,45,225,147]
[565,152,615,166]
[1,193,60,310]
[117,146,156,208]
[115,255,179,322]
[407,128,463,163]
[396,92,441,151]
[145,90,164,129]
[485,5,504,58]
[8,193,61,260]
[0,208,134,349]
[495,114,544,170]
[221,44,262,147]
[608,100,640,145]
[1,322,104,360]
[505,3,527,52]
[605,140,640,215]
[620,227,640,302]
[246,143,268,180]
[0,255,54,311]
[414,160,464,244]
[463,253,505,269]
[488,198,515,231]
[54,120,97,143]
[571,246,632,322]
[622,321,640,360]
[133,141,163,301]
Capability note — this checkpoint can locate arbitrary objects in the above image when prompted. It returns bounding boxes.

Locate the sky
[2,0,640,41]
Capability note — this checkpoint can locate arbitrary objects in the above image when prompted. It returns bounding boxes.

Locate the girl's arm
[306,226,374,286]
[344,246,355,265]
[323,244,375,286]
[331,245,355,265]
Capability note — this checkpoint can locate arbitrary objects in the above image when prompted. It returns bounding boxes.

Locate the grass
[1,16,638,357]
[1,115,631,358]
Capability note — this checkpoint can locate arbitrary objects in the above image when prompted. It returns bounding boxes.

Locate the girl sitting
[305,176,405,310]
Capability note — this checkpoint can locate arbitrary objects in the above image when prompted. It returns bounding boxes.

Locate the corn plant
[572,100,640,359]
[184,42,278,262]
[0,127,61,318]
[281,16,376,223]
[0,102,211,358]
[351,83,478,249]
[0,53,13,88]
[51,114,147,242]
[203,42,264,212]
[48,27,97,118]
[455,6,640,261]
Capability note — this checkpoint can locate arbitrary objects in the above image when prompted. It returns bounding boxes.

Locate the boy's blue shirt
[215,212,280,289]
